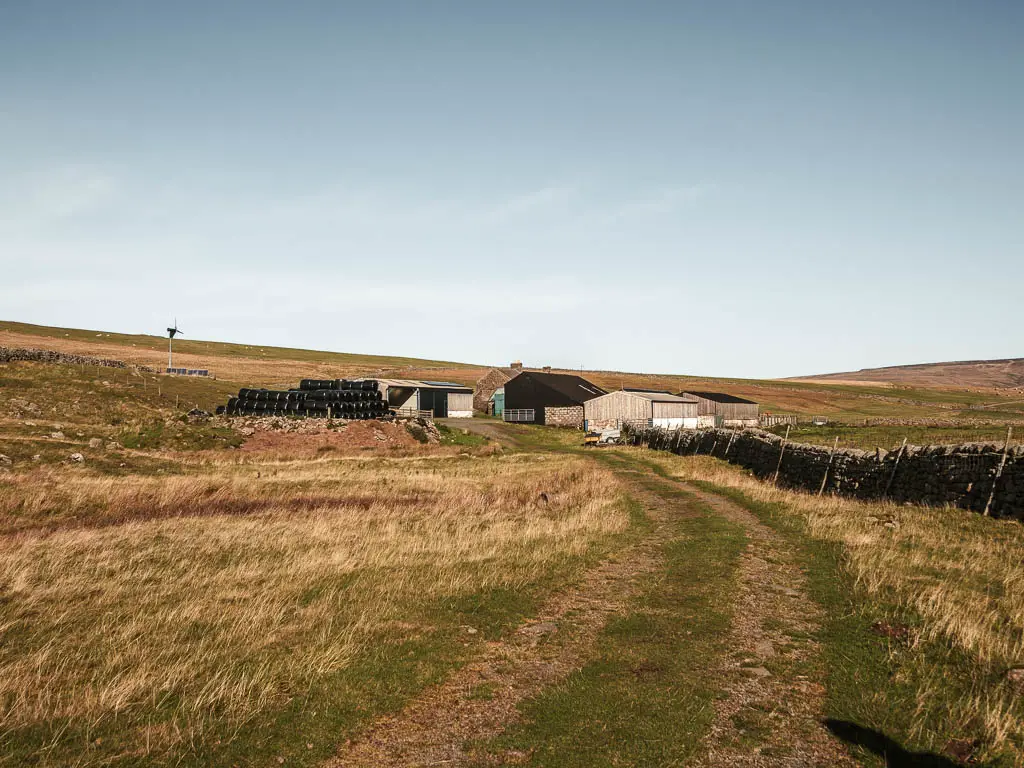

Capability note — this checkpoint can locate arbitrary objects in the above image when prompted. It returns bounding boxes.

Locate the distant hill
[798,359,1024,390]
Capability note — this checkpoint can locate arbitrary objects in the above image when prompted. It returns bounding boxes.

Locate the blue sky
[1,1,1021,377]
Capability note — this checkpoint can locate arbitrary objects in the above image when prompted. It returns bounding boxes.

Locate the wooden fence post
[773,425,791,486]
[984,427,1014,517]
[883,438,908,499]
[724,431,737,457]
[818,436,839,496]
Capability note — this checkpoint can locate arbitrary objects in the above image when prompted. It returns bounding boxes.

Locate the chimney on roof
[510,360,523,371]
[542,366,552,373]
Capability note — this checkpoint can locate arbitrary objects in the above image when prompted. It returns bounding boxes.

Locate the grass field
[766,423,1022,451]
[0,440,628,766]
[5,325,1024,765]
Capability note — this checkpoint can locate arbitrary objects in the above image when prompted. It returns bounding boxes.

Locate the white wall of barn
[447,392,473,417]
[653,417,699,430]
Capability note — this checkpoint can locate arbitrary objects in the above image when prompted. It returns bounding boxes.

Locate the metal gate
[504,409,535,423]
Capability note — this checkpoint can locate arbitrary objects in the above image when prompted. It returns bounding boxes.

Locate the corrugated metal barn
[379,379,474,418]
[503,371,606,427]
[585,389,699,431]
[679,391,760,427]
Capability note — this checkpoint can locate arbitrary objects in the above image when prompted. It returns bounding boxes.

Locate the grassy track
[468,452,748,766]
[640,449,1024,765]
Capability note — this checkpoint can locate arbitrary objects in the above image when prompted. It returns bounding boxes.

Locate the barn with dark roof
[678,391,760,427]
[503,371,606,427]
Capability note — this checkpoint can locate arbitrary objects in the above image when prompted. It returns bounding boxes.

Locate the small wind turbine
[166,320,182,370]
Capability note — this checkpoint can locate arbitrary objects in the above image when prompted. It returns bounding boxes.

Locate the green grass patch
[767,423,1021,451]
[436,423,491,448]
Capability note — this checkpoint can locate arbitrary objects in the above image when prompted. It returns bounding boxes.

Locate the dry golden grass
[629,448,1024,755]
[0,329,484,388]
[0,452,625,764]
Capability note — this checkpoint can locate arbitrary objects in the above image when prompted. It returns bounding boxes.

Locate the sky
[1,1,1021,378]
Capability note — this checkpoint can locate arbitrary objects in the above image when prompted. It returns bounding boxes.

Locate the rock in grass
[69,453,84,463]
[517,621,558,637]
[1006,667,1024,693]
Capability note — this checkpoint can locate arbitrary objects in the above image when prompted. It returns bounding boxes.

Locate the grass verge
[689,478,1020,767]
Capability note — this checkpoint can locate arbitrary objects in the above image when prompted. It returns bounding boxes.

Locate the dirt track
[437,418,522,446]
[323,435,852,767]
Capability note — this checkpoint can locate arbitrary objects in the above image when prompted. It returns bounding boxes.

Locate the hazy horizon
[2,2,1021,378]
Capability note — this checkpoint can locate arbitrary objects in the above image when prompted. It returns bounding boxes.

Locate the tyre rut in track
[682,482,855,768]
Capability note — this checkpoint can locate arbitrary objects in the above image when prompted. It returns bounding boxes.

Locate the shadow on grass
[824,720,963,767]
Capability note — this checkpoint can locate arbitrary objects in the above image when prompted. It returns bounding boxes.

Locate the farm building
[378,379,474,418]
[585,389,700,431]
[503,371,606,427]
[491,386,506,417]
[474,361,523,413]
[679,391,760,427]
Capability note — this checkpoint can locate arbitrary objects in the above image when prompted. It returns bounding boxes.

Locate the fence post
[984,427,1014,517]
[884,438,908,498]
[773,425,791,486]
[724,430,737,457]
[818,436,839,496]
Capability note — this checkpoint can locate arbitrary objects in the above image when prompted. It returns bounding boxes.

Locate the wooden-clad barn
[584,389,699,431]
[503,371,606,427]
[679,391,760,427]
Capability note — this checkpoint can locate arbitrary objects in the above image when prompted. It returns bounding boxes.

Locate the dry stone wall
[544,406,585,428]
[625,426,1023,520]
[0,346,156,373]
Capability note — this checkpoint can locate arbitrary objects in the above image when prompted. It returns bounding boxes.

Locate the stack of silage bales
[220,379,390,419]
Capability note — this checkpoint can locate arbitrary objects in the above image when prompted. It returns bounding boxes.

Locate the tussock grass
[631,448,1024,760]
[0,453,625,765]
